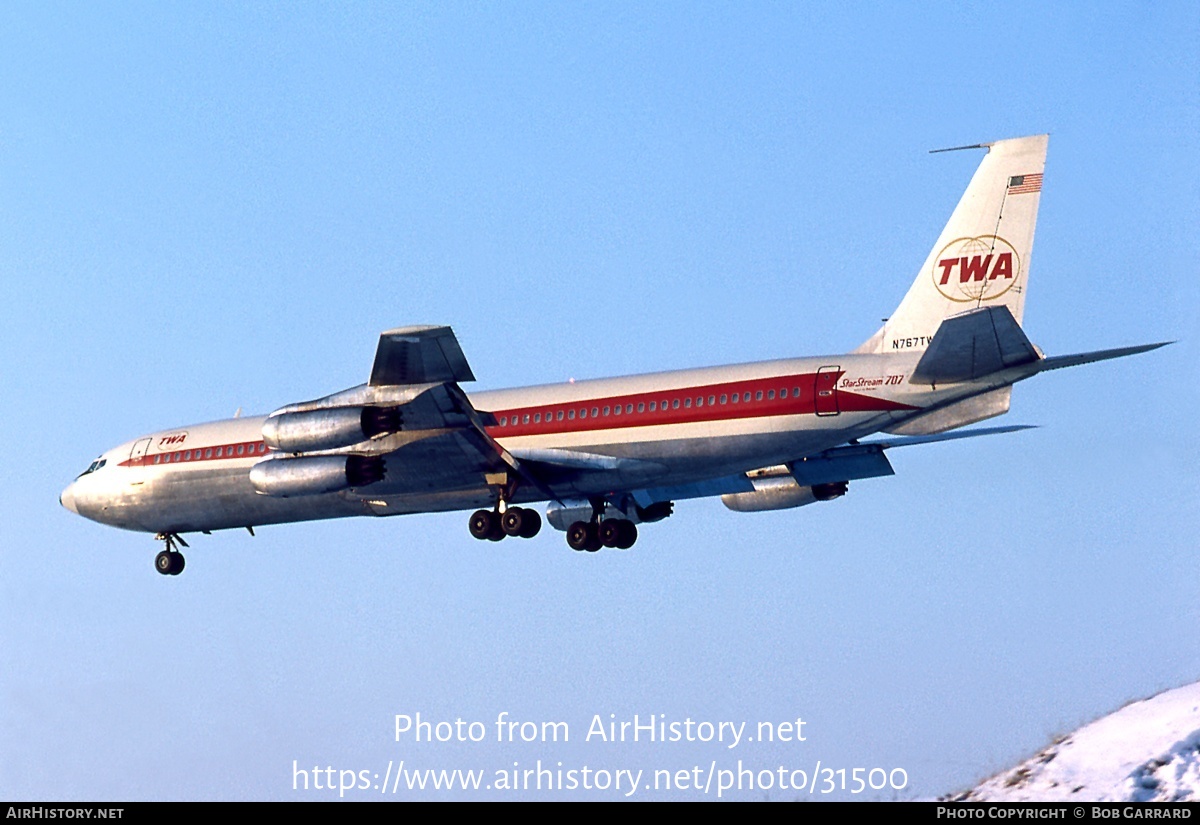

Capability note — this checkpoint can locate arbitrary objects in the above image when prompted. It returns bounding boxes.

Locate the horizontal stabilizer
[1030,342,1172,374]
[370,325,476,386]
[911,306,1038,384]
[884,386,1012,435]
[859,424,1035,450]
[787,425,1032,485]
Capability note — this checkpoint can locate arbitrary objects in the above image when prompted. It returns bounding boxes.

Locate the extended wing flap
[910,305,1038,385]
[369,381,551,496]
[377,429,511,494]
[789,444,895,486]
[636,474,756,504]
[370,325,476,386]
[385,383,476,431]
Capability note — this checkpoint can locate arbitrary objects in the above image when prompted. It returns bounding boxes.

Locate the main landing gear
[562,495,642,552]
[468,507,542,542]
[153,532,188,576]
[470,474,542,543]
[469,490,653,552]
[565,517,637,552]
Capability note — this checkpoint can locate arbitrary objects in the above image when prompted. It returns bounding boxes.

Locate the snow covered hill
[944,682,1200,802]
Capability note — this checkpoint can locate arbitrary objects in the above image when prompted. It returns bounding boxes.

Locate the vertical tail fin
[857,134,1048,354]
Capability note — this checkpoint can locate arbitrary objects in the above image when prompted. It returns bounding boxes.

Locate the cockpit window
[77,458,107,478]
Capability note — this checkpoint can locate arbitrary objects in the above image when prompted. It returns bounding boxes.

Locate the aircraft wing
[259,327,560,502]
[624,425,1037,508]
[364,382,511,491]
[362,327,680,500]
[370,325,476,386]
[358,328,572,502]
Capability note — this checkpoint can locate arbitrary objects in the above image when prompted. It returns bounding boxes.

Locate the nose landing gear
[153,533,188,576]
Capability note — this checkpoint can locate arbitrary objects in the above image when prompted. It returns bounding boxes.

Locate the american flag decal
[1007,173,1043,195]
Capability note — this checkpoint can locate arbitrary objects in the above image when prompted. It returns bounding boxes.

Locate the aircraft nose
[60,483,79,515]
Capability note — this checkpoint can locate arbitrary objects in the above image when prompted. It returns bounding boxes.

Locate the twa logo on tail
[931,235,1021,303]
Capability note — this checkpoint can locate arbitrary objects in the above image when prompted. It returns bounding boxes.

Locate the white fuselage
[60,349,993,536]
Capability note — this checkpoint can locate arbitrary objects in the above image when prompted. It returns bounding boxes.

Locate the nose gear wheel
[153,532,188,576]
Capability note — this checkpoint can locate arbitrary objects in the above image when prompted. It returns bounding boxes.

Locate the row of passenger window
[154,442,269,464]
[498,386,801,427]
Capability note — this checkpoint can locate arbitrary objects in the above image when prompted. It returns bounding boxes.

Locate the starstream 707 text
[293,759,907,798]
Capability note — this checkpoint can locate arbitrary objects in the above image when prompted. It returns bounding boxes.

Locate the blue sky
[2,2,1196,800]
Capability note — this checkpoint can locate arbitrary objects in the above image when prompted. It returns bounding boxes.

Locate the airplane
[60,134,1168,575]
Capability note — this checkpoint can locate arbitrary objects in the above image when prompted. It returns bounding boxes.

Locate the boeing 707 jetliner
[60,135,1167,575]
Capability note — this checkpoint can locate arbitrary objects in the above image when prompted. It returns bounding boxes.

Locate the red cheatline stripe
[120,441,271,468]
[485,371,916,438]
[119,373,919,465]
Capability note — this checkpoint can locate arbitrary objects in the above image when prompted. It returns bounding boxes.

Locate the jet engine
[546,499,617,531]
[249,455,386,497]
[262,406,401,453]
[544,498,674,531]
[721,477,847,512]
